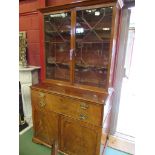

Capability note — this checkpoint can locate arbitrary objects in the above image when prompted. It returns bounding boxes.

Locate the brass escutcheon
[39,92,46,107]
[80,102,89,110]
[79,113,88,120]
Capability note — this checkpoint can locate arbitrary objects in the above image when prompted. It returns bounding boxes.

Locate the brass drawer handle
[38,92,46,107]
[79,114,88,120]
[80,103,89,110]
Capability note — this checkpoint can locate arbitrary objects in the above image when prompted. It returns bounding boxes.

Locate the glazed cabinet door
[74,6,113,88]
[44,11,71,82]
[60,116,102,155]
[32,90,59,146]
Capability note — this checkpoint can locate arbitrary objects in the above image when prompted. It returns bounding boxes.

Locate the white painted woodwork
[19,66,40,125]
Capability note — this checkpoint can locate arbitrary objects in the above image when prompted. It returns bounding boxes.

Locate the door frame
[110,8,131,134]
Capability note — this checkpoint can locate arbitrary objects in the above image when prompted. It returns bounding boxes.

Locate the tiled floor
[19,128,131,155]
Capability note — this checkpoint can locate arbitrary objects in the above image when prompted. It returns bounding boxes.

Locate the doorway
[116,7,135,139]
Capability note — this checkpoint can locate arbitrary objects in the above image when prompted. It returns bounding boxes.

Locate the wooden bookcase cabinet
[31,1,122,155]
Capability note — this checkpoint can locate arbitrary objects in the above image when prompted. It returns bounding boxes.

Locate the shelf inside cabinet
[45,40,110,44]
[45,28,111,33]
[75,63,108,72]
[47,62,69,68]
[45,41,69,44]
[76,41,110,44]
[45,30,71,35]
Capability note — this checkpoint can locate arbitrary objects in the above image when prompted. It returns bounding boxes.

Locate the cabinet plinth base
[32,137,52,148]
[32,137,69,155]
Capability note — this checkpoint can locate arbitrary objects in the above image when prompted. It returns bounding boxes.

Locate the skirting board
[19,124,33,135]
[101,133,135,155]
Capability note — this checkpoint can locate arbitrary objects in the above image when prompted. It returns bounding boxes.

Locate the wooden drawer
[32,89,103,126]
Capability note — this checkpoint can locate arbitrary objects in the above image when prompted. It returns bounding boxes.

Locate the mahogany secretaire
[31,0,123,154]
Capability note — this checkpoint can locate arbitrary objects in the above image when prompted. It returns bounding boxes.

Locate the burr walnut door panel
[60,117,102,155]
[33,109,59,146]
[32,89,59,146]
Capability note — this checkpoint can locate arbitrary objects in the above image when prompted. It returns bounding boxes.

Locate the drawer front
[32,90,103,126]
[48,94,102,126]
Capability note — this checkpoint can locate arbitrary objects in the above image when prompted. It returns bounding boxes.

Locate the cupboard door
[74,6,113,88]
[33,109,59,146]
[32,89,59,146]
[60,117,102,155]
[44,11,71,82]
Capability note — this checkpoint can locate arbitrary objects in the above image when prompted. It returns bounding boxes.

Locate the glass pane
[44,12,71,81]
[75,7,113,88]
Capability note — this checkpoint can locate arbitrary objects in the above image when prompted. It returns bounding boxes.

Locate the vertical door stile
[70,9,76,84]
[39,12,46,81]
[106,6,116,90]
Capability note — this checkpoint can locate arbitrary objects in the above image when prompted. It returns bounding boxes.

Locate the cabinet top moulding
[31,82,113,104]
[38,0,123,13]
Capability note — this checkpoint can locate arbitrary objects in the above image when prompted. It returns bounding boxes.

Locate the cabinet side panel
[103,93,113,134]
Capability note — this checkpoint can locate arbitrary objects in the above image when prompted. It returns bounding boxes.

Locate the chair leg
[51,140,58,155]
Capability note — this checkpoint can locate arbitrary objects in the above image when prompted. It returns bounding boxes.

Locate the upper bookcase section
[41,0,123,91]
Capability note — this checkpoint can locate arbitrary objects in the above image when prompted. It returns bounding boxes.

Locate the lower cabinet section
[31,88,110,155]
[60,117,102,155]
[32,110,102,155]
